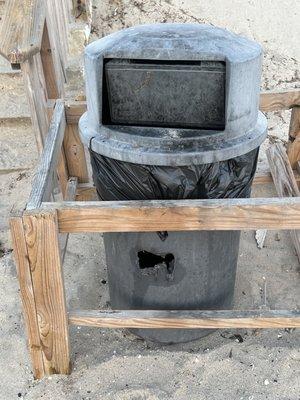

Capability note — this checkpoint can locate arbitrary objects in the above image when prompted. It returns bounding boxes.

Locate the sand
[0,0,299,399]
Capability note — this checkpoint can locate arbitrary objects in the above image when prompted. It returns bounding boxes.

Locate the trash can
[79,24,267,343]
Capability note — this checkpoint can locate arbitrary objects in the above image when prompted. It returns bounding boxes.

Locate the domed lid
[80,24,267,166]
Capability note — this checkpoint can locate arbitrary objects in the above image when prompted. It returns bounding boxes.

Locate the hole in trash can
[138,251,175,274]
[165,253,175,274]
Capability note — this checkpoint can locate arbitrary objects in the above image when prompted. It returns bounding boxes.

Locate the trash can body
[90,148,258,343]
[79,23,267,343]
[104,231,240,343]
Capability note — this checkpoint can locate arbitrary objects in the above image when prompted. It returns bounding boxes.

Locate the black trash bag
[89,147,259,202]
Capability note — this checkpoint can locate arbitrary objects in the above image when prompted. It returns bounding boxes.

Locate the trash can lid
[80,24,267,166]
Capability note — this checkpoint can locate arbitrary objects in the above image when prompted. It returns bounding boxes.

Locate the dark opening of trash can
[102,59,226,130]
[138,250,175,274]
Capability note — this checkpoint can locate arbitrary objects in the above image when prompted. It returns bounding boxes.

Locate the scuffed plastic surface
[90,148,259,201]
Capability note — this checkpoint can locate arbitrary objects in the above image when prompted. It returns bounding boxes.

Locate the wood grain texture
[254,168,300,184]
[10,216,45,379]
[40,22,59,99]
[47,0,69,71]
[266,142,300,262]
[0,0,46,64]
[260,90,300,112]
[45,2,67,95]
[40,197,300,233]
[22,54,49,154]
[23,211,70,375]
[65,101,86,124]
[65,177,78,201]
[60,177,78,263]
[63,124,89,183]
[287,107,300,168]
[57,150,69,199]
[266,143,300,197]
[69,309,300,329]
[47,104,69,199]
[65,90,300,124]
[27,100,66,210]
[76,184,97,201]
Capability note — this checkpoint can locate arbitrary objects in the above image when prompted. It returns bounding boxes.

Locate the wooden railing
[0,0,89,197]
[10,90,300,379]
[0,0,70,152]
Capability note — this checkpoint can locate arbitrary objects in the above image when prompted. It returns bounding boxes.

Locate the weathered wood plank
[65,100,86,124]
[40,22,59,99]
[23,211,70,375]
[10,216,45,379]
[0,0,46,64]
[267,143,300,196]
[57,150,69,199]
[260,90,300,112]
[266,142,300,262]
[47,103,69,199]
[45,2,67,93]
[65,177,78,201]
[65,90,300,124]
[69,309,300,329]
[66,100,86,124]
[63,124,89,183]
[76,183,97,201]
[40,197,300,233]
[60,177,78,263]
[287,107,300,168]
[47,0,69,71]
[22,54,49,154]
[27,100,66,210]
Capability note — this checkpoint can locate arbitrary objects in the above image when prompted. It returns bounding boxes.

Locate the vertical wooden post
[48,0,70,72]
[22,12,68,154]
[10,216,45,379]
[22,210,70,376]
[287,107,300,168]
[41,22,60,99]
[41,13,70,194]
[57,150,70,198]
[21,54,50,153]
[63,124,89,183]
[47,101,70,199]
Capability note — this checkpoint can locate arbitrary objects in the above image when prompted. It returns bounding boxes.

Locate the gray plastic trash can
[79,24,267,344]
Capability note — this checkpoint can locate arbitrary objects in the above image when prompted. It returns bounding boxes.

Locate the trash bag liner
[90,148,258,202]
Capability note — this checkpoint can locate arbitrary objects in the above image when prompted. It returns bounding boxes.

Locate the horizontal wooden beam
[259,89,300,112]
[65,90,300,124]
[0,0,46,64]
[69,309,300,329]
[76,183,97,201]
[65,100,86,124]
[40,197,300,233]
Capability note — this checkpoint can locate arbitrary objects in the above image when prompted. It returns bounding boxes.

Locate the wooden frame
[9,90,300,379]
[0,0,70,153]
